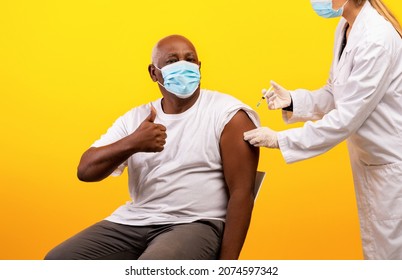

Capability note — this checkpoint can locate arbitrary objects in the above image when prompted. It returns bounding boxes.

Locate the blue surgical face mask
[310,0,349,18]
[154,60,200,99]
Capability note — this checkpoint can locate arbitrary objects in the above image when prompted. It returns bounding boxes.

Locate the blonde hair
[360,0,402,37]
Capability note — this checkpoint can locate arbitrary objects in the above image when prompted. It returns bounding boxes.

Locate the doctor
[244,0,402,259]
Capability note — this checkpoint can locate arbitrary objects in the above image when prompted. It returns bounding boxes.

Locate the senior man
[45,34,259,260]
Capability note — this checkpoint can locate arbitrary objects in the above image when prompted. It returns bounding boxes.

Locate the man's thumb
[147,104,157,122]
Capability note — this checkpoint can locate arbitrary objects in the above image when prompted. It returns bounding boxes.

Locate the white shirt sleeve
[91,115,129,176]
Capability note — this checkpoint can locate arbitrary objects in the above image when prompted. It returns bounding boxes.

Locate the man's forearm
[77,110,167,182]
[77,137,136,182]
[219,192,254,260]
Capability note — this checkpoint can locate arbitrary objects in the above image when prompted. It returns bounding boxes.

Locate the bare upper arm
[220,110,259,195]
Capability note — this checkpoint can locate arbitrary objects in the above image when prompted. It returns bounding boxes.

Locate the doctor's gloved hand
[243,127,279,149]
[264,81,291,110]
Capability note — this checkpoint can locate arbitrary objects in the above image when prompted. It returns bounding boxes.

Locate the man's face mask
[155,60,201,99]
[310,0,349,18]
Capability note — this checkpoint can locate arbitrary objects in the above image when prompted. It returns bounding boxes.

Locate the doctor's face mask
[154,60,200,99]
[310,0,349,18]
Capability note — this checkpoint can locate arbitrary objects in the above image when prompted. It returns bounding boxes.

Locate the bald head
[151,35,198,68]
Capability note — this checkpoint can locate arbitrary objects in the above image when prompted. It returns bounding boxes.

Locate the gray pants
[45,219,224,260]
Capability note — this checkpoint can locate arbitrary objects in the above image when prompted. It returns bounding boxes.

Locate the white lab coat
[277,1,402,259]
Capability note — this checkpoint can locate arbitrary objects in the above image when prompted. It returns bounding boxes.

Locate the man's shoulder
[200,89,243,105]
[200,89,259,126]
[200,89,260,133]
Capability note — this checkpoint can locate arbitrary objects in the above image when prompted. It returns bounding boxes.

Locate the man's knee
[44,245,73,260]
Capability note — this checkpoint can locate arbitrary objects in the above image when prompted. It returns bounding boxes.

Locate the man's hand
[244,127,279,149]
[129,105,167,152]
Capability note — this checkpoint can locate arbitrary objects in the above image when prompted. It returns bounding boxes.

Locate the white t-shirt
[92,89,260,225]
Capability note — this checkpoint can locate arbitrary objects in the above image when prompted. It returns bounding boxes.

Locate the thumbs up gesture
[129,105,167,152]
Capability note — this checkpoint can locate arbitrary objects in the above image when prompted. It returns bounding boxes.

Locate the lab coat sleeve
[282,82,335,123]
[278,43,392,163]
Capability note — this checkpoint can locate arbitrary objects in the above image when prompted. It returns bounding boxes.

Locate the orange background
[1,0,400,259]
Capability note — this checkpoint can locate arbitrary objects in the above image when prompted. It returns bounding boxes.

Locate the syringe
[256,86,273,107]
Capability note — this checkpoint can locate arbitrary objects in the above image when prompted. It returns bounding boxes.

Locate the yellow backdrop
[1,0,401,260]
